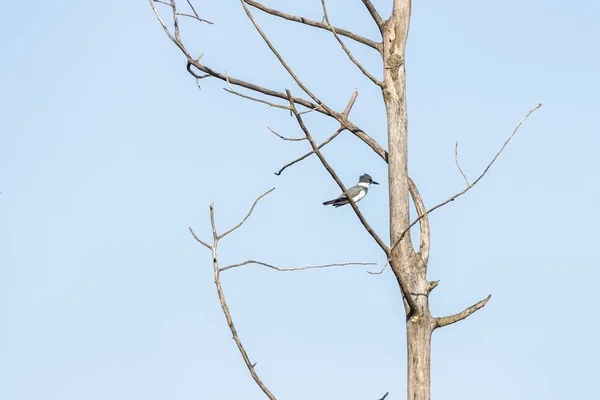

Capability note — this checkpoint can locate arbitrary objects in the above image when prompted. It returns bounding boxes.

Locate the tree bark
[384,2,435,399]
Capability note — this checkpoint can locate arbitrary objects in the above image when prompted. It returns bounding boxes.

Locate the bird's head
[359,173,379,186]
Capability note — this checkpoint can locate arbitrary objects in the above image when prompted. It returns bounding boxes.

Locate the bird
[322,173,379,208]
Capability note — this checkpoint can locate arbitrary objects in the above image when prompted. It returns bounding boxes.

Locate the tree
[149,1,541,399]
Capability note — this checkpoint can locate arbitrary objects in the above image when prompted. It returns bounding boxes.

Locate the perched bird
[322,173,379,208]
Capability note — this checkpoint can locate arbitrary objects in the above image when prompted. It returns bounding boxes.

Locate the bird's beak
[372,181,380,185]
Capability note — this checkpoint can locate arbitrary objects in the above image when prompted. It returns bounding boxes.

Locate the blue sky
[1,1,598,399]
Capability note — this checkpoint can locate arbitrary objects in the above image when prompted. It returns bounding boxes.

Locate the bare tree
[149,1,541,399]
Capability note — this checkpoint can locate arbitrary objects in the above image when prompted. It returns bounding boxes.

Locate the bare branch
[218,188,275,240]
[408,177,430,265]
[243,0,382,52]
[390,103,543,253]
[455,142,470,185]
[435,295,491,329]
[285,89,417,315]
[268,126,306,142]
[342,89,359,116]
[320,0,383,87]
[367,260,389,275]
[151,3,388,165]
[274,90,357,176]
[212,251,277,399]
[209,203,218,241]
[361,0,385,31]
[275,127,344,175]
[286,90,388,254]
[223,73,291,111]
[185,0,213,24]
[220,260,376,272]
[378,392,390,400]
[240,1,322,105]
[189,227,211,249]
[187,61,323,113]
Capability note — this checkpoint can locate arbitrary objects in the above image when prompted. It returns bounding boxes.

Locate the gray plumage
[322,173,379,208]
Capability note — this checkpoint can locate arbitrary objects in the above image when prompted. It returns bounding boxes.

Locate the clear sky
[1,1,598,399]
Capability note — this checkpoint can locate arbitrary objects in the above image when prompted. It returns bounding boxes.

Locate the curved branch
[218,187,275,240]
[361,0,385,32]
[268,126,306,142]
[435,295,491,329]
[455,142,469,185]
[407,177,430,265]
[390,103,543,253]
[189,227,211,249]
[243,0,382,52]
[320,0,383,87]
[220,260,376,272]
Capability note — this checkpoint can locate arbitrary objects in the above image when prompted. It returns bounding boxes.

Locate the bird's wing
[346,185,362,198]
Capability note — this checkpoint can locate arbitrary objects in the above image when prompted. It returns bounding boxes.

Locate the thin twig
[242,0,382,52]
[186,0,214,24]
[223,73,291,111]
[455,142,470,185]
[220,260,376,272]
[189,227,211,249]
[367,260,389,275]
[390,103,542,253]
[274,90,358,176]
[320,0,383,87]
[267,126,306,141]
[435,295,491,329]
[378,392,390,400]
[274,127,344,175]
[218,188,275,240]
[224,89,291,110]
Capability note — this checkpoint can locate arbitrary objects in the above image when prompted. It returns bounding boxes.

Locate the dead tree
[149,1,541,399]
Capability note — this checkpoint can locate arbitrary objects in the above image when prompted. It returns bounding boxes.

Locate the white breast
[353,190,367,202]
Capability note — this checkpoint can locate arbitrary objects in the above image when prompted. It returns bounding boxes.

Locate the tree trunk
[384,2,435,399]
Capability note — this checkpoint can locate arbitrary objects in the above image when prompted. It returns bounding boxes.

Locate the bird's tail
[322,199,337,206]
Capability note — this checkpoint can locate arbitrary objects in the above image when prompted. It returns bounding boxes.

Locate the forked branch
[435,295,491,329]
[151,0,390,169]
[274,90,358,176]
[390,103,543,253]
[285,89,417,315]
[191,188,378,398]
